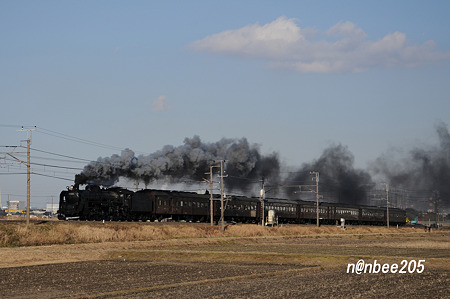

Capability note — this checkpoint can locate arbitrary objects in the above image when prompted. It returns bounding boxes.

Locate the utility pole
[18,126,36,226]
[260,177,265,226]
[385,183,389,228]
[280,173,319,225]
[51,195,54,216]
[210,165,214,226]
[208,160,226,232]
[218,160,225,232]
[203,163,220,226]
[434,191,439,228]
[310,171,320,227]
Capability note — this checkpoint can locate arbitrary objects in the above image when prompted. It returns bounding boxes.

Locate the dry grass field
[0,221,448,298]
[0,220,432,247]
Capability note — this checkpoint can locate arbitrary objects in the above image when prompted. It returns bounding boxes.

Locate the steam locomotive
[58,185,406,226]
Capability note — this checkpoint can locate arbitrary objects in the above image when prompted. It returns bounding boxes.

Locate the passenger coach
[58,185,406,226]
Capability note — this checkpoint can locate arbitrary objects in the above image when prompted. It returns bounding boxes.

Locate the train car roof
[135,189,211,199]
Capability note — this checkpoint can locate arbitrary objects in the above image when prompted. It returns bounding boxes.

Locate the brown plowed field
[0,224,448,298]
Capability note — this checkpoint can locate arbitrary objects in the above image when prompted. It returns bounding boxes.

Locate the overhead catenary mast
[260,177,265,226]
[0,126,37,225]
[18,126,36,226]
[310,171,320,227]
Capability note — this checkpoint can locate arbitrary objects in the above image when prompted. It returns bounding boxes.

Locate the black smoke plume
[284,144,373,205]
[75,123,450,212]
[76,136,280,193]
[371,121,450,210]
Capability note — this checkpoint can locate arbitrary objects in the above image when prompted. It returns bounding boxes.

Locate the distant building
[46,203,59,215]
[7,200,20,211]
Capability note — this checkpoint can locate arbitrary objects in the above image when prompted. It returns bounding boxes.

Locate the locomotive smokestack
[74,173,86,186]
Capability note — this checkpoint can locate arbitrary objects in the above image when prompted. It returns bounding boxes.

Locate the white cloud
[190,17,450,73]
[152,96,172,112]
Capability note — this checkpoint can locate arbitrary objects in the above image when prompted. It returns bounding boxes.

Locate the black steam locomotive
[58,185,406,226]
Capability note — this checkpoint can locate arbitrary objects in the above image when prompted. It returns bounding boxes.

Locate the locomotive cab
[58,189,82,220]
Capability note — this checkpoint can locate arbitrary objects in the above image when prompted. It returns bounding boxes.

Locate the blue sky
[1,1,449,208]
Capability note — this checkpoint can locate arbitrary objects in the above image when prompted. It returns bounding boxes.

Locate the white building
[46,203,59,215]
[7,200,21,211]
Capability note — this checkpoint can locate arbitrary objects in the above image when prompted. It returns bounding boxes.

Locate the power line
[6,153,88,164]
[2,156,83,170]
[32,172,74,181]
[22,146,93,162]
[0,172,28,175]
[30,162,83,170]
[37,128,125,151]
[0,124,28,128]
[3,124,148,155]
[2,193,58,198]
[36,127,149,155]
